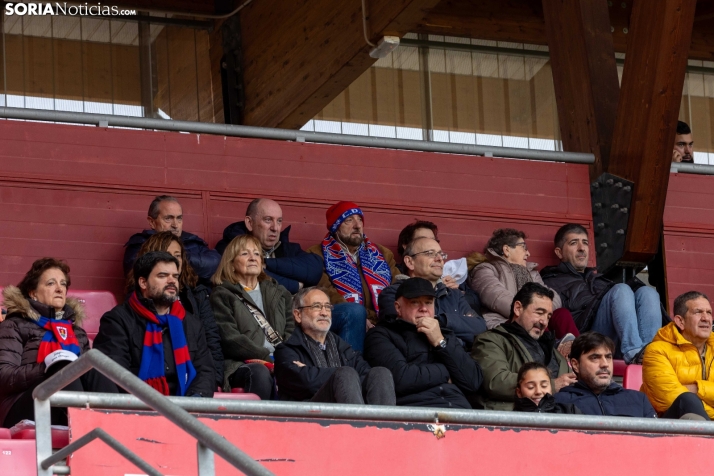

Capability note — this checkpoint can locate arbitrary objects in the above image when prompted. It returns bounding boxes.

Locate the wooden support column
[609,0,696,263]
[237,0,440,129]
[542,0,620,179]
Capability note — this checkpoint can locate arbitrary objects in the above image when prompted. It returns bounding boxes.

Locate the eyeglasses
[511,242,528,252]
[298,303,334,312]
[409,250,448,261]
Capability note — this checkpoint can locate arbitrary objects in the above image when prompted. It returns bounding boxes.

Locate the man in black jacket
[554,332,656,418]
[540,223,660,364]
[215,198,323,294]
[123,196,220,285]
[364,277,483,408]
[379,237,487,350]
[94,252,215,397]
[274,287,395,404]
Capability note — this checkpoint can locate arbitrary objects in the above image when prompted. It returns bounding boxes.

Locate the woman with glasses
[470,228,568,333]
[211,235,294,399]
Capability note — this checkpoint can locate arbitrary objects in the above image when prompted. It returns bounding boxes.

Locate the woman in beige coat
[469,229,576,342]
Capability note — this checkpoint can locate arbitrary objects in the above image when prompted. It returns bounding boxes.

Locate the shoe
[627,345,648,365]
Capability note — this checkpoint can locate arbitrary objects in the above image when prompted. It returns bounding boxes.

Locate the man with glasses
[364,277,483,408]
[274,287,396,404]
[378,237,487,350]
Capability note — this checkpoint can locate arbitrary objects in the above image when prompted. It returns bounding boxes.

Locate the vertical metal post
[34,397,54,476]
[197,441,216,476]
[417,33,434,142]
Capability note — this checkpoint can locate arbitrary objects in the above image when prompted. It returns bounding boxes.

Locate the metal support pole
[33,397,53,476]
[197,442,216,476]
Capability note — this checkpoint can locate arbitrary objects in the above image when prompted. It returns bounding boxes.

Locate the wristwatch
[436,339,447,349]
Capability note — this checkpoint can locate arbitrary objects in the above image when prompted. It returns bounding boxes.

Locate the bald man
[215,198,323,293]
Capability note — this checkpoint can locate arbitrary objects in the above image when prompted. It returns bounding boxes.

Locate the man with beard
[274,287,395,404]
[94,251,215,397]
[308,201,399,352]
[471,282,574,410]
[672,121,694,163]
[554,332,656,417]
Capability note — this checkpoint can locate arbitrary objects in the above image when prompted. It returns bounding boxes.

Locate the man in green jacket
[471,282,576,410]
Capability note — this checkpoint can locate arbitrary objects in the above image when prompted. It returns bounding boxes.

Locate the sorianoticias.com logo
[4,3,137,15]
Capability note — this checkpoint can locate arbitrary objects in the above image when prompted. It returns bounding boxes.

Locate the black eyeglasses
[511,242,528,252]
[408,250,448,260]
[298,303,334,312]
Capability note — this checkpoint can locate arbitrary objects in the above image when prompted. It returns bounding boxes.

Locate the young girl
[514,362,581,414]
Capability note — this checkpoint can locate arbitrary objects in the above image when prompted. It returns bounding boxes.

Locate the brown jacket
[0,286,89,425]
[469,249,561,329]
[307,242,399,323]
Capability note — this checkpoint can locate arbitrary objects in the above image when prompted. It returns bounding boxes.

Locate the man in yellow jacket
[642,291,714,419]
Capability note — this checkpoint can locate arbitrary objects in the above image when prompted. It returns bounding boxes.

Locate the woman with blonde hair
[127,231,224,389]
[211,234,294,399]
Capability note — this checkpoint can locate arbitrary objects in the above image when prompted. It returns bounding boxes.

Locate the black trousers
[228,363,274,400]
[3,366,117,428]
[662,392,711,420]
[310,367,395,405]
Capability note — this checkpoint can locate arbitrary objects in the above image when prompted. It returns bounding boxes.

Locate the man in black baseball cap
[364,278,483,408]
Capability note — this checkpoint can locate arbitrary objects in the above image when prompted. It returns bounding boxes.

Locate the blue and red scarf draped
[34,316,81,363]
[321,234,391,312]
[128,292,196,396]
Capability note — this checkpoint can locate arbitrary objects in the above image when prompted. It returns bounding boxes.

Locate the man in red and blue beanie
[308,201,399,352]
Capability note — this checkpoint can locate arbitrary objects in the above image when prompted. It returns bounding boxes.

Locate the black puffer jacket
[540,262,614,331]
[181,285,224,387]
[554,381,657,417]
[274,327,371,401]
[513,394,582,414]
[93,295,215,397]
[364,318,483,408]
[0,286,90,425]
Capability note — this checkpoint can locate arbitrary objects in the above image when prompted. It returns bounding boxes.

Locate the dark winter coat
[215,223,323,293]
[0,286,90,425]
[364,318,483,408]
[513,393,582,414]
[123,230,221,285]
[93,296,215,397]
[378,277,487,351]
[210,279,294,389]
[274,327,371,401]
[181,285,224,387]
[540,262,614,331]
[554,381,657,418]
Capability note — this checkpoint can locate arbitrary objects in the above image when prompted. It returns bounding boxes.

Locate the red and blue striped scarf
[128,292,196,396]
[34,316,81,363]
[321,233,391,313]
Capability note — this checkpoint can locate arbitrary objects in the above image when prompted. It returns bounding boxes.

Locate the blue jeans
[330,302,367,352]
[591,284,661,363]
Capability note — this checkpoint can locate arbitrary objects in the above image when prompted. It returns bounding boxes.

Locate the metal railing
[50,389,714,438]
[32,349,273,476]
[671,162,714,175]
[0,106,595,164]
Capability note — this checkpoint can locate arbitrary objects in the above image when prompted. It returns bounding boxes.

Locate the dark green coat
[471,324,569,411]
[210,279,294,389]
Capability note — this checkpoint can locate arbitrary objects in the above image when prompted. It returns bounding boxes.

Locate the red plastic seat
[67,290,117,344]
[214,391,261,401]
[623,364,643,391]
[613,359,627,377]
[0,439,36,475]
[0,428,11,439]
[12,428,69,449]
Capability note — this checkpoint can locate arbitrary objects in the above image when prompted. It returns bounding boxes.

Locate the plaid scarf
[34,316,81,363]
[303,332,342,368]
[321,234,391,313]
[128,292,196,396]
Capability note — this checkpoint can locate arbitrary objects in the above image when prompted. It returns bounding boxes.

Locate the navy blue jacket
[378,280,487,351]
[123,230,220,284]
[215,222,323,293]
[554,381,656,418]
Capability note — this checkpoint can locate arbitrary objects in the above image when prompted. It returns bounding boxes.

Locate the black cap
[395,277,436,300]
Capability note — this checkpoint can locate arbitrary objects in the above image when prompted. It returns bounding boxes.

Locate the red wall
[663,171,714,312]
[0,120,594,300]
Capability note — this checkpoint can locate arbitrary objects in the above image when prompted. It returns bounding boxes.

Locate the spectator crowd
[1,124,712,427]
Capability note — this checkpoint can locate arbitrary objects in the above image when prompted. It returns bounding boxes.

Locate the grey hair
[673,291,709,318]
[292,286,329,313]
[148,195,180,219]
[403,236,435,257]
